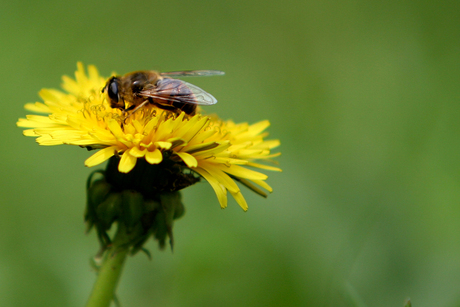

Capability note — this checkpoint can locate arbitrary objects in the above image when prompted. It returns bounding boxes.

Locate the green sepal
[153,192,185,249]
[160,192,185,224]
[89,179,111,205]
[130,231,153,257]
[152,209,168,249]
[144,199,161,212]
[120,190,145,231]
[96,192,122,231]
[129,199,161,256]
[85,177,111,233]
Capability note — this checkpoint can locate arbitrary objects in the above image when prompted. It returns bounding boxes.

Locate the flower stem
[85,223,131,307]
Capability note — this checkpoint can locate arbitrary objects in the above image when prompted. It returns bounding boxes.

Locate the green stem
[86,224,131,307]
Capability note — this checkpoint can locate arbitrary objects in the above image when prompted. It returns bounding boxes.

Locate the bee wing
[160,70,225,77]
[139,81,217,105]
[182,81,218,105]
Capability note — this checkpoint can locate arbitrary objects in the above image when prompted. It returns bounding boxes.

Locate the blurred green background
[1,0,460,306]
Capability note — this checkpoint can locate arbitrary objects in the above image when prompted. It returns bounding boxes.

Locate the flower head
[17,63,281,211]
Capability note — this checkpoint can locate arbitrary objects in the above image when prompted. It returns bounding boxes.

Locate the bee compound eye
[107,78,120,102]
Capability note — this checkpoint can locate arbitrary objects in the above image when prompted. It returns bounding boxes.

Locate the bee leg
[124,100,150,122]
[121,109,129,126]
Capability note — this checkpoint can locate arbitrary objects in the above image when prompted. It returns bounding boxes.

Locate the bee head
[103,76,124,109]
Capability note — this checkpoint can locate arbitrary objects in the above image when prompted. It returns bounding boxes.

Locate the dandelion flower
[17,63,281,211]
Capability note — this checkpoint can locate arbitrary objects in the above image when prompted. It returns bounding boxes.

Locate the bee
[103,70,224,116]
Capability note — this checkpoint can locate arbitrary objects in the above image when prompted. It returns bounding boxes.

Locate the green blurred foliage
[2,0,460,306]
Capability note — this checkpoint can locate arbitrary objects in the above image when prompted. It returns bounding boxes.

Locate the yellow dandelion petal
[174,111,186,122]
[131,120,144,133]
[199,161,239,193]
[107,119,132,147]
[214,164,268,180]
[207,157,248,165]
[231,120,270,141]
[249,152,281,159]
[107,119,124,137]
[85,147,116,167]
[194,167,228,209]
[145,148,162,164]
[226,142,253,151]
[75,62,86,80]
[23,129,39,137]
[68,139,103,146]
[167,137,186,149]
[237,148,268,156]
[142,115,159,133]
[25,114,55,124]
[181,116,209,141]
[88,64,103,83]
[190,141,231,157]
[246,162,282,172]
[248,120,270,132]
[176,152,198,167]
[230,191,248,211]
[173,114,200,138]
[153,117,175,140]
[16,117,55,128]
[118,151,137,173]
[89,127,121,144]
[251,179,273,192]
[188,129,218,144]
[165,114,184,131]
[39,89,64,104]
[24,102,51,113]
[235,178,269,197]
[254,139,281,150]
[185,141,220,154]
[37,135,64,145]
[154,141,172,150]
[130,146,146,158]
[123,125,136,137]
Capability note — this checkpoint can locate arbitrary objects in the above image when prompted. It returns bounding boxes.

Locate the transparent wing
[139,80,218,105]
[160,70,225,77]
[182,81,218,105]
